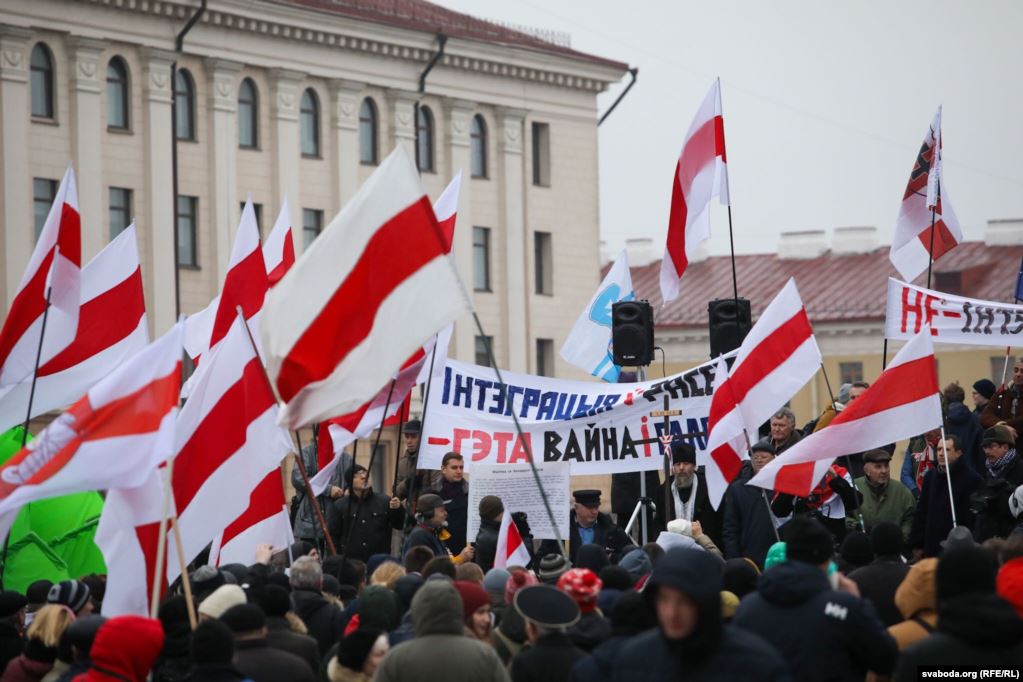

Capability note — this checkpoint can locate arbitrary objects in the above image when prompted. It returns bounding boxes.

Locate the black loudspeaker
[708,298,752,358]
[612,300,654,366]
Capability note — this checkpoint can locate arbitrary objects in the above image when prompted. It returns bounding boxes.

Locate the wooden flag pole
[169,505,197,629]
[151,457,174,619]
[401,340,441,542]
[344,378,396,553]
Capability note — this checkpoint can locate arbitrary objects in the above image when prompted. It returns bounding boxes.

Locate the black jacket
[510,632,587,682]
[654,468,722,546]
[233,639,315,682]
[566,612,612,652]
[537,511,635,565]
[428,478,470,553]
[475,518,500,573]
[894,594,1023,680]
[732,560,898,681]
[568,634,631,682]
[402,523,449,559]
[326,489,404,561]
[184,664,248,682]
[848,557,911,627]
[909,458,982,557]
[945,401,984,474]
[972,453,1023,541]
[721,464,778,568]
[0,621,22,675]
[264,616,319,675]
[290,589,344,659]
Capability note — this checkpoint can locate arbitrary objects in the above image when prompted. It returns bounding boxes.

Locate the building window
[106,57,130,130]
[416,105,435,172]
[176,195,198,267]
[33,178,58,241]
[534,231,553,295]
[475,335,493,367]
[303,208,323,249]
[536,338,554,377]
[992,356,1018,382]
[109,187,133,240]
[238,78,258,149]
[240,202,263,236]
[300,88,320,157]
[359,98,378,165]
[470,114,487,178]
[532,122,550,187]
[839,362,863,385]
[473,226,491,292]
[174,69,196,141]
[30,43,55,119]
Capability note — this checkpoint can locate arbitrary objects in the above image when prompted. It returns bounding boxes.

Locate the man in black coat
[288,556,345,659]
[537,490,635,565]
[909,435,982,558]
[732,517,898,682]
[327,464,405,561]
[220,603,315,682]
[610,546,789,681]
[509,585,586,682]
[722,443,782,568]
[475,495,503,573]
[427,452,471,555]
[258,585,319,675]
[654,442,722,546]
[971,424,1023,541]
[847,522,910,627]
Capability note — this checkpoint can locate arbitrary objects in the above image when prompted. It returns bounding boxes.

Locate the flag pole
[169,503,197,629]
[401,340,440,539]
[718,80,740,305]
[151,459,174,618]
[818,363,865,531]
[344,379,395,553]
[937,426,957,528]
[926,205,937,290]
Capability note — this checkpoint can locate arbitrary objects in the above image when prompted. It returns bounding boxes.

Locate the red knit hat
[453,580,491,620]
[504,569,538,605]
[997,557,1023,619]
[557,568,602,613]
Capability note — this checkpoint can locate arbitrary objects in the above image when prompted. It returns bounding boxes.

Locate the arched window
[470,114,487,178]
[359,98,378,165]
[106,57,130,130]
[300,88,320,157]
[174,69,195,141]
[416,105,434,172]
[30,43,55,119]
[238,78,258,148]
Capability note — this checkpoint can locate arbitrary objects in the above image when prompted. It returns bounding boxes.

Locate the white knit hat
[197,584,246,619]
[666,519,693,537]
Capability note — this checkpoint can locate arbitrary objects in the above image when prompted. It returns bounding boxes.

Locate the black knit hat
[671,441,696,465]
[783,516,833,565]
[973,379,997,400]
[258,585,291,619]
[191,619,235,666]
[26,580,53,605]
[0,591,27,618]
[219,603,266,634]
[47,580,91,614]
[336,629,384,672]
[937,547,997,603]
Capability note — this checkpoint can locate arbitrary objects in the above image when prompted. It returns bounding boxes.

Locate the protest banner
[419,356,726,475]
[884,278,1023,346]
[466,462,570,542]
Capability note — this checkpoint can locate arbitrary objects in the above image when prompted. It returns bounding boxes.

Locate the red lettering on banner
[452,428,471,453]
[640,417,652,457]
[509,433,532,463]
[900,287,940,335]
[471,430,491,461]
[492,431,513,463]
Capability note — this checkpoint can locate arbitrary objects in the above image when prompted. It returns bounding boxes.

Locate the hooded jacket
[611,547,789,681]
[894,594,1023,680]
[374,581,509,682]
[886,558,938,651]
[732,560,897,682]
[73,616,164,682]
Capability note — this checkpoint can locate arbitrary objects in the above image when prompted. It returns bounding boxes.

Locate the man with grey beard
[655,441,722,547]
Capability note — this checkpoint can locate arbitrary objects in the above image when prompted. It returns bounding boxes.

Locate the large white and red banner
[418,356,728,475]
[884,278,1023,346]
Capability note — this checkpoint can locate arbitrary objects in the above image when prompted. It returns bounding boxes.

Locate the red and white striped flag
[209,471,293,567]
[890,107,963,282]
[660,79,729,303]
[0,166,82,388]
[0,225,147,431]
[749,328,942,496]
[0,321,183,538]
[702,279,820,508]
[434,172,461,254]
[264,198,296,287]
[261,146,471,429]
[494,508,530,569]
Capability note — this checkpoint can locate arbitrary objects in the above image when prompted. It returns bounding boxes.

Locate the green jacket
[851,477,916,540]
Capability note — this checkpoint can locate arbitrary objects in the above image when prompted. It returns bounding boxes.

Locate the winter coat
[426,478,470,553]
[326,489,404,561]
[292,444,352,542]
[980,384,1023,451]
[537,511,635,565]
[493,605,527,666]
[290,589,344,659]
[475,518,500,573]
[2,654,52,682]
[945,401,985,474]
[233,639,314,682]
[894,594,1023,680]
[181,665,248,682]
[887,558,938,651]
[654,468,723,547]
[510,632,587,682]
[972,451,1023,541]
[0,624,22,679]
[325,658,370,682]
[732,560,898,681]
[852,477,916,540]
[848,557,911,627]
[567,634,631,682]
[722,464,779,568]
[908,457,982,557]
[373,581,509,682]
[401,524,449,559]
[74,616,165,682]
[394,448,428,503]
[565,612,611,652]
[264,616,318,675]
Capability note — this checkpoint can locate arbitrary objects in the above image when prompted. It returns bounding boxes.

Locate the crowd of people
[0,364,1021,680]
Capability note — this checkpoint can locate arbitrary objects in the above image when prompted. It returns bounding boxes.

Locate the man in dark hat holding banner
[655,441,722,546]
[539,490,635,565]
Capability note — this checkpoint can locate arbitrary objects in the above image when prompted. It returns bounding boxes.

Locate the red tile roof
[622,242,1023,329]
[276,0,629,70]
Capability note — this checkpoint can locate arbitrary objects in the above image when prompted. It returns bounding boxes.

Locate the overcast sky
[435,0,1023,257]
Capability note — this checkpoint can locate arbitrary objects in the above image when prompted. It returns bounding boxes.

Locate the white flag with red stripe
[261,146,471,429]
[0,166,82,388]
[889,107,963,282]
[0,321,183,537]
[264,198,296,287]
[434,171,461,254]
[702,279,820,507]
[0,225,147,431]
[209,471,293,567]
[494,508,531,569]
[749,328,942,496]
[660,79,729,303]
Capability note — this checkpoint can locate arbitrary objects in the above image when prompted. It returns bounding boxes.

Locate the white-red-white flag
[0,166,82,388]
[261,146,471,429]
[750,328,942,496]
[660,79,729,303]
[0,321,183,537]
[209,471,292,567]
[494,509,531,569]
[890,107,963,282]
[264,198,296,287]
[434,171,461,254]
[166,315,292,583]
[0,225,147,431]
[702,279,820,508]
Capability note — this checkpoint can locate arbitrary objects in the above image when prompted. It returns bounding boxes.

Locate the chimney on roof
[625,238,659,267]
[778,230,827,260]
[831,226,878,255]
[985,219,1023,246]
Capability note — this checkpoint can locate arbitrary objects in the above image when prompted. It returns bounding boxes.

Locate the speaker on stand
[707,298,752,358]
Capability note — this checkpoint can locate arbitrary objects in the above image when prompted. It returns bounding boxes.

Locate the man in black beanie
[258,585,318,675]
[220,603,314,682]
[733,516,898,681]
[189,618,245,682]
